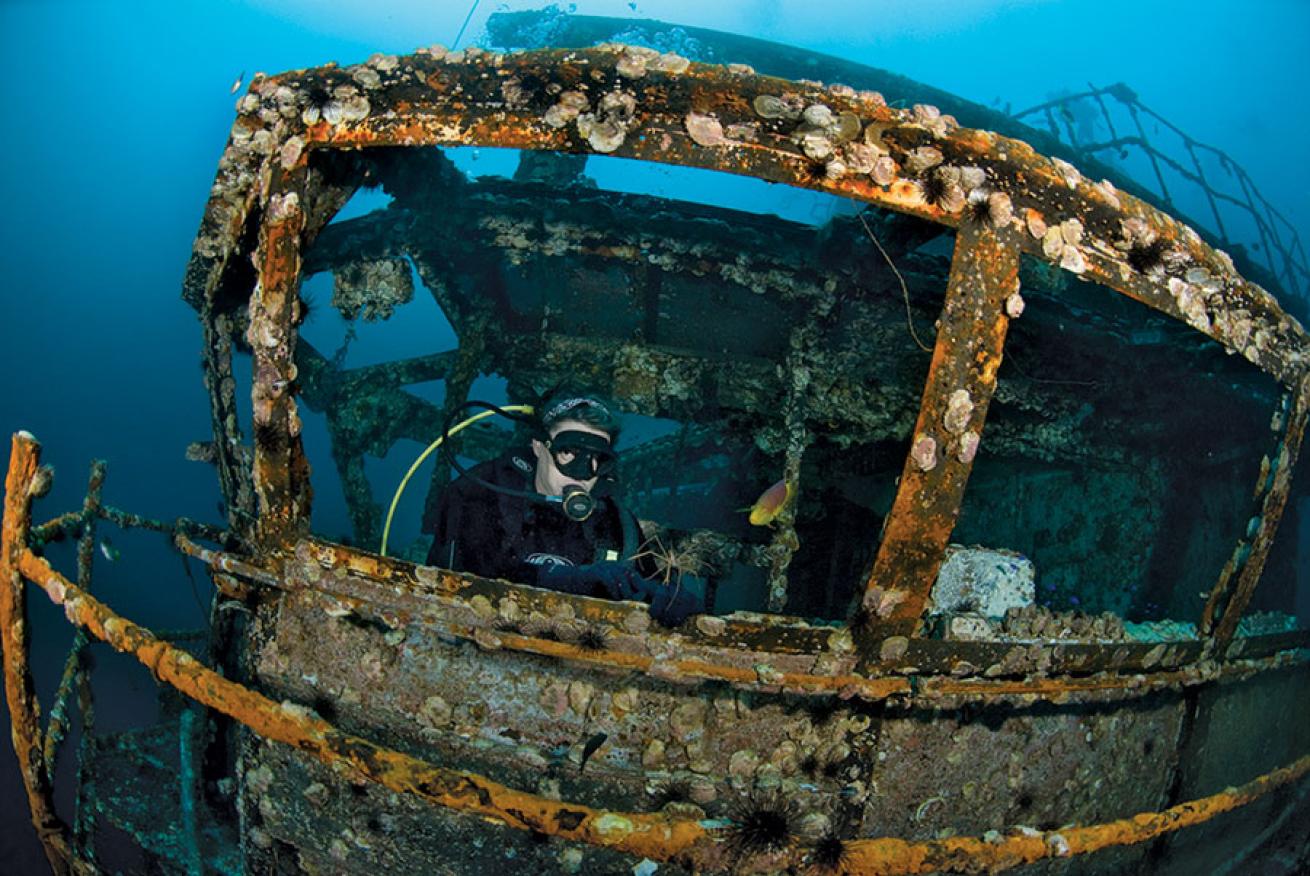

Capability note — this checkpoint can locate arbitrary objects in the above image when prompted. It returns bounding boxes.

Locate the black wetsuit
[425,449,633,586]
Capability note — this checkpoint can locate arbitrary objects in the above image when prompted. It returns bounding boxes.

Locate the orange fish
[748,478,795,526]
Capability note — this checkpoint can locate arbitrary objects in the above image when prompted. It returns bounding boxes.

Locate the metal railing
[1013,83,1308,310]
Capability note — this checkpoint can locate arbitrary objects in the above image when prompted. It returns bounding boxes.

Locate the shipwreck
[3,12,1308,875]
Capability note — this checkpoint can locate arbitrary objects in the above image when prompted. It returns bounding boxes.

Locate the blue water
[2,0,1308,871]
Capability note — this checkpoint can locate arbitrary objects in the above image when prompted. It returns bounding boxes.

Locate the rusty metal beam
[858,222,1019,637]
[249,180,314,548]
[0,433,73,875]
[1206,373,1310,653]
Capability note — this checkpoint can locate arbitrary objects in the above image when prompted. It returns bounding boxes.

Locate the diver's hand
[536,561,701,627]
[535,560,643,599]
[647,580,702,627]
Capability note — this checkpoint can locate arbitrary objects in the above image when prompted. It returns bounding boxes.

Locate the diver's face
[532,419,612,496]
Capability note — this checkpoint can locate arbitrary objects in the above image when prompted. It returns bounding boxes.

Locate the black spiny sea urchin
[724,791,797,861]
[576,622,611,651]
[1127,236,1169,274]
[966,189,996,225]
[807,828,853,872]
[919,170,950,207]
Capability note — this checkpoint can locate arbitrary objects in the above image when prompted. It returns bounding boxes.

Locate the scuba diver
[425,389,702,627]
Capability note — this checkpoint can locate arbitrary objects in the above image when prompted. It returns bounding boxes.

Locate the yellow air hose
[380,404,534,557]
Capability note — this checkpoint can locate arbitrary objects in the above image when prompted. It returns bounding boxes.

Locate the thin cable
[858,213,933,353]
[380,404,534,557]
[452,0,481,51]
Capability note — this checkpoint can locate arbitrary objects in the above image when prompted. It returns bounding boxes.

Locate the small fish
[748,478,795,526]
[578,731,608,772]
[229,70,245,95]
[98,538,120,563]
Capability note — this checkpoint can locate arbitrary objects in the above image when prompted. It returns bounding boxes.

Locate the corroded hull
[233,542,1310,874]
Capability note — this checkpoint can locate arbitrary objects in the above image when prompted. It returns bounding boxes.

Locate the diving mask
[546,430,617,481]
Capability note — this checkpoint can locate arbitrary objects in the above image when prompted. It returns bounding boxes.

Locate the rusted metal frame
[274,49,1306,381]
[1012,87,1111,122]
[857,222,1019,638]
[263,48,1309,631]
[305,532,1303,679]
[1206,374,1310,655]
[96,505,229,545]
[1087,87,1122,145]
[0,434,74,874]
[29,501,226,549]
[249,169,314,549]
[1257,195,1295,292]
[12,531,1310,873]
[42,459,106,789]
[1198,387,1294,637]
[29,510,84,547]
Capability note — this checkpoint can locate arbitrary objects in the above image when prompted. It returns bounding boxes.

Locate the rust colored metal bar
[481,627,911,700]
[9,525,1308,872]
[1208,374,1310,654]
[250,179,314,548]
[174,533,280,589]
[0,433,73,875]
[834,752,1310,875]
[859,223,1019,636]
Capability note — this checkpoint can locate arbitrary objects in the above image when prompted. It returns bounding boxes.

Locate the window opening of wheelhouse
[296,144,938,624]
[951,254,1291,642]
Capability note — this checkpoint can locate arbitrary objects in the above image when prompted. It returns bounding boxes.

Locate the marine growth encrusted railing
[7,34,1310,875]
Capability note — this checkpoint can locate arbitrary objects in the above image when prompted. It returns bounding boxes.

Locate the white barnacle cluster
[576,90,640,153]
[602,42,690,78]
[1041,218,1088,274]
[684,111,726,147]
[542,89,589,129]
[302,83,370,127]
[754,94,878,181]
[909,103,959,139]
[1050,156,1083,189]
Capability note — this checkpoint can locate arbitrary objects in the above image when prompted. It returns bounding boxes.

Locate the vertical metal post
[1,432,73,874]
[1207,374,1310,655]
[858,223,1020,638]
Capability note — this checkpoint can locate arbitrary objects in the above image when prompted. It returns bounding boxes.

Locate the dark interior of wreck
[271,143,1299,632]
